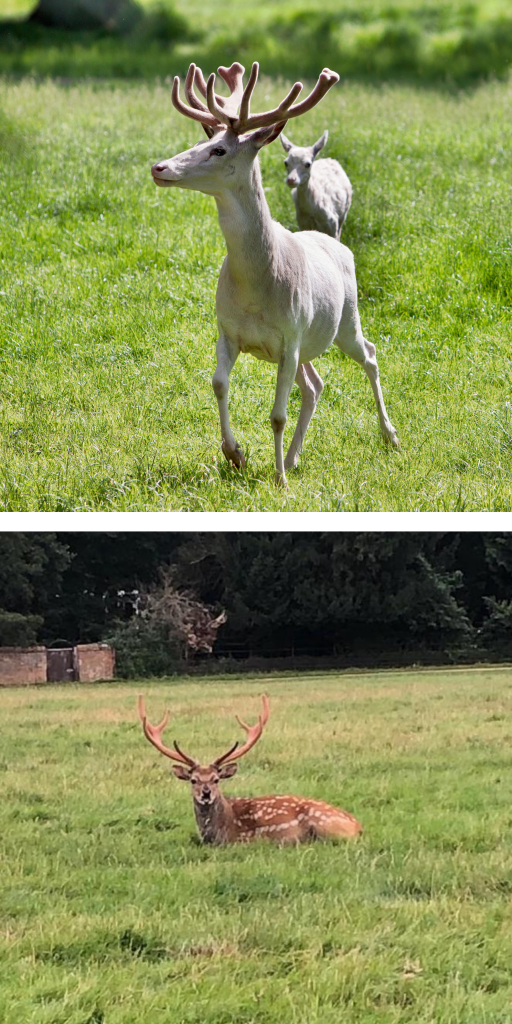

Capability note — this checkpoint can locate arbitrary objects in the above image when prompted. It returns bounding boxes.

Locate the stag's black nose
[202,786,211,799]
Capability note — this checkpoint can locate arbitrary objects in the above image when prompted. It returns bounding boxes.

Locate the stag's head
[138,694,269,808]
[280,129,328,188]
[151,63,339,195]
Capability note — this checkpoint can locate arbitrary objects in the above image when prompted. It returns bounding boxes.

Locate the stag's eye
[304,161,312,168]
[212,147,226,156]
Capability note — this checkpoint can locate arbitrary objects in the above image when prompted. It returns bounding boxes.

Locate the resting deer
[281,129,352,239]
[138,694,362,844]
[151,61,399,488]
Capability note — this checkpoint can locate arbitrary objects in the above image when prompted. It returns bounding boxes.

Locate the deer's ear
[312,129,328,157]
[249,121,288,150]
[280,132,293,152]
[202,124,215,139]
[218,762,238,779]
[172,764,192,781]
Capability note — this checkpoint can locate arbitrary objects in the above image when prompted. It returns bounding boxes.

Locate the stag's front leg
[212,334,245,469]
[271,346,300,488]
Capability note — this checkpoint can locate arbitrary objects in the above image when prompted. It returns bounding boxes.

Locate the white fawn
[281,128,352,239]
[138,694,362,844]
[151,61,399,487]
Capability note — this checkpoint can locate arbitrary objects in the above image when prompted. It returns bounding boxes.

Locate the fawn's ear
[172,764,192,781]
[312,129,328,157]
[218,762,238,780]
[280,132,293,152]
[249,121,288,150]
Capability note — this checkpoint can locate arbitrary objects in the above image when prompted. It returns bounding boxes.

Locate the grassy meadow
[1,668,512,1024]
[1,74,512,509]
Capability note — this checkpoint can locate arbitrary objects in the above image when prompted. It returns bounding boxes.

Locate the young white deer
[281,129,352,239]
[138,694,362,844]
[152,61,398,487]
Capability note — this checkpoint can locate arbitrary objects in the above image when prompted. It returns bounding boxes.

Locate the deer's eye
[304,161,312,168]
[284,159,289,166]
[212,147,226,156]
[191,777,199,784]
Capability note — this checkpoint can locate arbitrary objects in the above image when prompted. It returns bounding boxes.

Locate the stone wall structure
[76,643,116,683]
[0,646,48,686]
[0,643,115,686]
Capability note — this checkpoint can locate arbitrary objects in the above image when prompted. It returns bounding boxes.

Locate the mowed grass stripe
[1,669,511,1023]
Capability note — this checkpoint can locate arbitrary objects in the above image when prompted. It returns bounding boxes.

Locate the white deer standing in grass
[152,62,399,487]
[281,129,352,239]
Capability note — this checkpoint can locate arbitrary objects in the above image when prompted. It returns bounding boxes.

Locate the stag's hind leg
[284,362,324,471]
[212,335,245,469]
[306,805,363,841]
[312,813,363,840]
[335,297,399,449]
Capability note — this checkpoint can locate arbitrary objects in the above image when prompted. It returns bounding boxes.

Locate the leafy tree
[46,533,183,642]
[172,533,474,660]
[0,534,70,646]
[107,568,226,676]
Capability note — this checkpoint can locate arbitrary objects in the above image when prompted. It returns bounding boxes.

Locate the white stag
[281,128,352,239]
[151,62,399,487]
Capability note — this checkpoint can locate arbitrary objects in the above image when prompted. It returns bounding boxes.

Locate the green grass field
[1,75,512,509]
[3,74,512,507]
[1,668,512,1023]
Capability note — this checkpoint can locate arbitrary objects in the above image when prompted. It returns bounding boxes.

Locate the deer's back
[294,159,352,237]
[228,794,362,843]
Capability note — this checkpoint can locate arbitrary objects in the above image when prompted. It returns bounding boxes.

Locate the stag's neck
[215,160,278,287]
[193,794,234,845]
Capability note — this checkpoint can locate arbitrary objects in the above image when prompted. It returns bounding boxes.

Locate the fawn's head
[280,130,328,188]
[138,694,269,808]
[151,63,338,196]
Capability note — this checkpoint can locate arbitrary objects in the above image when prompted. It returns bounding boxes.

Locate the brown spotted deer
[151,61,399,488]
[138,694,362,844]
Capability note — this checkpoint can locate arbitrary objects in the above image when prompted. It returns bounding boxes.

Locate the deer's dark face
[172,762,238,806]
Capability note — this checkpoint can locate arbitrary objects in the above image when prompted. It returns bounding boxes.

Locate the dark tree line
[1,532,512,668]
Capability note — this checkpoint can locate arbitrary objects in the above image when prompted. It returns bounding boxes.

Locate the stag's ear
[218,762,238,780]
[202,124,215,139]
[280,132,293,152]
[312,129,328,157]
[249,121,288,150]
[172,764,192,781]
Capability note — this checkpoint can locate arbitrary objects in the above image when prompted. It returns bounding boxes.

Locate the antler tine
[194,66,208,99]
[137,693,197,766]
[236,68,339,133]
[171,72,220,130]
[214,695,270,766]
[236,80,302,132]
[237,61,259,129]
[184,63,210,114]
[217,62,246,115]
[206,73,234,128]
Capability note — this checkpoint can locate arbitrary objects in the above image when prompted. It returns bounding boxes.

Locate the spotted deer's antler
[138,694,197,766]
[214,694,270,766]
[172,63,340,135]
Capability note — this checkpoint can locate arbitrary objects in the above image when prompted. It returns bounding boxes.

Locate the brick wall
[75,643,115,683]
[0,647,47,686]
